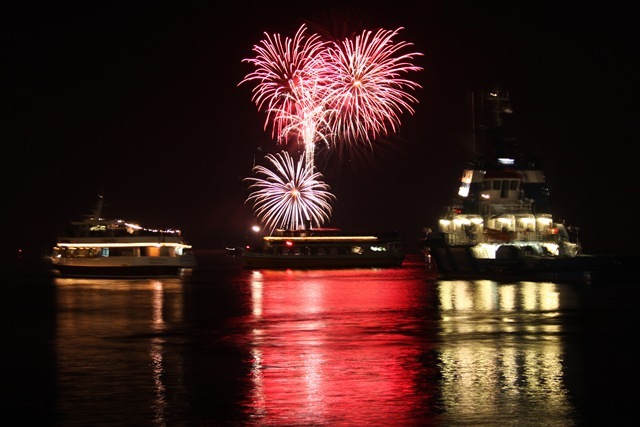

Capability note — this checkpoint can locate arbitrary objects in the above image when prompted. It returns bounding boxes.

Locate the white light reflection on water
[54,277,187,426]
[436,280,576,426]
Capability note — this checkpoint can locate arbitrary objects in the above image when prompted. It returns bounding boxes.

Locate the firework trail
[244,151,336,234]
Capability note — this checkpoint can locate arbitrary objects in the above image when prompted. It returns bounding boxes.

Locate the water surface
[3,251,636,425]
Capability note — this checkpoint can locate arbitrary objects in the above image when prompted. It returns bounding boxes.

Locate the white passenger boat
[50,196,197,278]
[242,228,405,269]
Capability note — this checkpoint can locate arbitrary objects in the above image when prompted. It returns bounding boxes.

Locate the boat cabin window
[488,179,520,193]
[106,247,139,257]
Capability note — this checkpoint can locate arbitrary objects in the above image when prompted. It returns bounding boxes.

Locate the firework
[240,24,422,163]
[239,25,328,149]
[244,151,336,234]
[322,27,423,150]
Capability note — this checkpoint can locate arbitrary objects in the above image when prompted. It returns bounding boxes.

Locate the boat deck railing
[443,229,560,246]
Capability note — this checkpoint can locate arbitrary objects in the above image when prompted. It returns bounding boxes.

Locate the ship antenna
[487,87,512,127]
[91,195,104,220]
[485,87,513,159]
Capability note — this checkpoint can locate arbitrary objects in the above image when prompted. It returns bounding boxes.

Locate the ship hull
[51,263,194,278]
[51,255,196,278]
[242,228,405,270]
[423,240,625,283]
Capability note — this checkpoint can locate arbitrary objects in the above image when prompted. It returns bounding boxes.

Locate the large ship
[421,88,617,283]
[50,196,197,278]
[242,228,405,269]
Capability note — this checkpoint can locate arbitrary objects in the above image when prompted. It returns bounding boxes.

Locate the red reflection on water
[244,267,436,426]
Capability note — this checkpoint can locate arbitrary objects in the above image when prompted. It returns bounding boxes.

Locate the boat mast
[469,91,476,156]
[469,87,513,161]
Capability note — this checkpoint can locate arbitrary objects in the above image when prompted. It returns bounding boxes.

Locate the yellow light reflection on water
[53,277,186,426]
[436,280,572,425]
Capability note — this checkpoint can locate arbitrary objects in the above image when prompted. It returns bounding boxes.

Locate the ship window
[109,247,137,257]
[147,246,161,257]
[492,180,501,190]
[501,180,510,198]
[159,247,173,257]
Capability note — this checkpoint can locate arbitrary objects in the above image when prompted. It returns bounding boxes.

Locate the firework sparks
[239,24,328,149]
[322,27,423,149]
[244,151,336,234]
[240,24,422,164]
[275,82,335,167]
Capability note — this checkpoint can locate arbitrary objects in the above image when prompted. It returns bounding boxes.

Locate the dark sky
[5,1,638,260]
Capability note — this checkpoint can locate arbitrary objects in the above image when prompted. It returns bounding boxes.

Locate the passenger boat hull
[241,228,405,270]
[50,253,197,278]
[52,263,193,279]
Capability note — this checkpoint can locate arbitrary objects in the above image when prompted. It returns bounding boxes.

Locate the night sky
[5,1,638,263]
